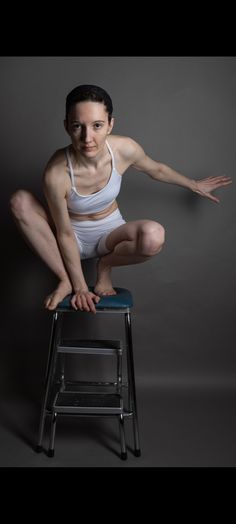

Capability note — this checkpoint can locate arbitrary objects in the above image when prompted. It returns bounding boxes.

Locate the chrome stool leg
[125,311,141,456]
[59,353,66,391]
[48,412,58,457]
[118,413,127,460]
[35,312,63,452]
[116,346,122,394]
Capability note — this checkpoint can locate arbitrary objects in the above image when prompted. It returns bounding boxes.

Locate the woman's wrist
[73,285,89,294]
[190,179,199,192]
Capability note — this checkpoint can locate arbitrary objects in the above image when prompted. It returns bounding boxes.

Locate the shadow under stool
[35,287,141,460]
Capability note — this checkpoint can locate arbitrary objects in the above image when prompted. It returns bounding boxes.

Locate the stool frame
[36,302,141,460]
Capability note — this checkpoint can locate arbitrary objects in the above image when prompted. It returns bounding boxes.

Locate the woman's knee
[138,221,165,256]
[10,190,36,220]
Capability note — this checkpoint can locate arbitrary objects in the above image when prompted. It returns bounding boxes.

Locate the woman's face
[65,101,114,157]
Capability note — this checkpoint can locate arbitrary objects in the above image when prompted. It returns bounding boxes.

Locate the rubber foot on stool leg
[48,449,55,457]
[120,452,127,460]
[134,449,141,457]
[35,445,43,453]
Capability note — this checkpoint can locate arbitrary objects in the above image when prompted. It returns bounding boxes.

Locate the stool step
[57,339,122,355]
[64,381,121,393]
[53,392,123,414]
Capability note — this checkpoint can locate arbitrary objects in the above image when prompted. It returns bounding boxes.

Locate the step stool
[36,287,141,460]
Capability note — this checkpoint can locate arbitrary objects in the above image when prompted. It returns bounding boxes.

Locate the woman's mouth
[82,145,95,151]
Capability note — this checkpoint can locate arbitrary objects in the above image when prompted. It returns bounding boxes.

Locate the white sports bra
[65,141,122,215]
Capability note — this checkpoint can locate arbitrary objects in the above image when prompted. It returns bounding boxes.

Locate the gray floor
[1,384,236,467]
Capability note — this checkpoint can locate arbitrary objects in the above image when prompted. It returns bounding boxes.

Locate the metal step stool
[35,287,141,460]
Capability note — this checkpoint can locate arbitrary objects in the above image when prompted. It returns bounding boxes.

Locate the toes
[47,301,55,310]
[94,286,117,297]
[49,302,56,310]
[44,298,51,308]
[97,290,116,296]
[45,296,57,310]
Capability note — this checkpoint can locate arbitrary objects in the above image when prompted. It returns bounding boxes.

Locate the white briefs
[70,208,126,259]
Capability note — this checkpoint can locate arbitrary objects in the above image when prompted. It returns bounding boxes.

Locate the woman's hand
[193,175,232,203]
[71,289,100,313]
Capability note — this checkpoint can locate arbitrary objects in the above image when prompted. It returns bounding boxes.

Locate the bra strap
[65,147,75,186]
[106,140,115,171]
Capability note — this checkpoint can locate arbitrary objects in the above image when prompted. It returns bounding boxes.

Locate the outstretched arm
[125,138,232,203]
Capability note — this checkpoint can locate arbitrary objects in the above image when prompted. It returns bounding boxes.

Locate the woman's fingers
[70,291,100,313]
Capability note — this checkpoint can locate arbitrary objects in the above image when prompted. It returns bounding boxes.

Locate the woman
[10,84,232,313]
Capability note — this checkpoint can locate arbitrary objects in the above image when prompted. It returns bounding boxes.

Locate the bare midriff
[68,199,118,221]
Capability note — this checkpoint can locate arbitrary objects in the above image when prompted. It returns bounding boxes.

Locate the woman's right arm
[43,166,100,312]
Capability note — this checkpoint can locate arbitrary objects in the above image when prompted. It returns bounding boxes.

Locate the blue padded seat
[57,287,133,310]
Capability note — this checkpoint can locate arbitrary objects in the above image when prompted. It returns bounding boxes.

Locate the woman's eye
[94,123,102,129]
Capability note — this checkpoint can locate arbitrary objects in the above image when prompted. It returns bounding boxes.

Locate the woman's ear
[107,117,114,134]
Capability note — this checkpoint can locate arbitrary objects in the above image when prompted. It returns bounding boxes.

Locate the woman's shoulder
[108,134,138,148]
[108,135,142,162]
[43,147,68,187]
[45,147,67,171]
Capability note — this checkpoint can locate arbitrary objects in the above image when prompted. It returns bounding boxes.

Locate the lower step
[57,339,122,355]
[53,391,123,414]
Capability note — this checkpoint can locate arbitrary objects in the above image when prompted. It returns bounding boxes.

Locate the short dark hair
[66,84,113,122]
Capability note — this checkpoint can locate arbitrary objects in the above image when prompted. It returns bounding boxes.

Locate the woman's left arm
[129,140,232,204]
[150,163,232,204]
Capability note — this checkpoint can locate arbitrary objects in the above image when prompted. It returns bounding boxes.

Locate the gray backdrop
[1,56,236,402]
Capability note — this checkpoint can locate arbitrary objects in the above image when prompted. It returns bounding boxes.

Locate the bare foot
[44,280,72,310]
[94,259,117,296]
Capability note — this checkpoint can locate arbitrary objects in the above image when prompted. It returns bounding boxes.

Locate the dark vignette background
[0,56,236,467]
